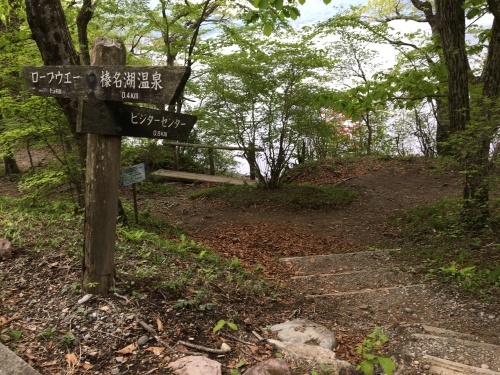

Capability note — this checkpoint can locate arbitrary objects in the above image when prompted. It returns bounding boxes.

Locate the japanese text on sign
[29,70,164,91]
[130,112,186,128]
[121,163,146,187]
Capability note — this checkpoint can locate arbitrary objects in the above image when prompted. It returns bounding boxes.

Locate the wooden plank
[23,65,190,104]
[152,169,257,185]
[77,100,196,141]
[163,141,264,151]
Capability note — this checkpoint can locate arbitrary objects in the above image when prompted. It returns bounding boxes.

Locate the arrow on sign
[77,100,196,141]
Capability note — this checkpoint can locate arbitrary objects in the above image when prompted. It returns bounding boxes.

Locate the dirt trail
[148,158,499,374]
[282,250,500,374]
[2,155,499,374]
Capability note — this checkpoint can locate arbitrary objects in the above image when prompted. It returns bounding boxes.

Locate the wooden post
[208,148,215,175]
[132,183,139,224]
[172,144,179,171]
[82,38,126,294]
[249,142,256,181]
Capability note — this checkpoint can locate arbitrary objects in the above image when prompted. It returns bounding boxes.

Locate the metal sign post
[121,163,146,224]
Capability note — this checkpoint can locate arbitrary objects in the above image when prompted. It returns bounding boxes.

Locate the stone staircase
[281,250,500,374]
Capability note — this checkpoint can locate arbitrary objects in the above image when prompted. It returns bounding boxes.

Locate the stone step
[423,355,500,375]
[420,324,495,342]
[304,284,498,333]
[281,249,400,275]
[288,268,416,294]
[400,324,500,373]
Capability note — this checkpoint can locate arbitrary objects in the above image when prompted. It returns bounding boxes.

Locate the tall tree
[193,26,333,188]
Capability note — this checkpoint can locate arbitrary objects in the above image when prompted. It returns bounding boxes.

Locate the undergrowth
[0,196,271,301]
[395,197,500,300]
[188,183,356,210]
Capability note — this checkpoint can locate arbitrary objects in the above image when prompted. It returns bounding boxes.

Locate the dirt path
[282,250,500,374]
[142,158,499,374]
[2,156,499,374]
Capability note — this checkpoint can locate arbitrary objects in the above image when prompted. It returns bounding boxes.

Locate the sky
[296,0,365,25]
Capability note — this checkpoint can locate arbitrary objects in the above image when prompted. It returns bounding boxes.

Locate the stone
[168,356,222,375]
[77,294,93,305]
[245,358,291,375]
[268,339,351,370]
[269,319,337,350]
[137,335,149,346]
[0,342,41,375]
[0,238,12,260]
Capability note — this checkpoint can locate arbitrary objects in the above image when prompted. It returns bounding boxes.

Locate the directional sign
[23,66,190,104]
[77,100,197,141]
[121,163,146,186]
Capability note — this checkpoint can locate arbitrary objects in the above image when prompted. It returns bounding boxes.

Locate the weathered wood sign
[77,100,196,141]
[22,38,196,295]
[23,66,190,104]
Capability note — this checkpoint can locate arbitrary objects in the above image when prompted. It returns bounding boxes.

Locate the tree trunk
[435,0,495,230]
[461,2,500,229]
[3,153,20,174]
[435,0,470,134]
[24,0,86,207]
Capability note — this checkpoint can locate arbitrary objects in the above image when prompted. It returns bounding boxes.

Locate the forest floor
[0,150,499,374]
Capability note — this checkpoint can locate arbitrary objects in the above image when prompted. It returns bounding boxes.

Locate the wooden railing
[164,142,263,179]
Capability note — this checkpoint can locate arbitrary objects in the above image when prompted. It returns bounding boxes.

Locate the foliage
[396,197,500,299]
[1,328,22,341]
[188,183,356,210]
[36,327,56,340]
[213,319,238,333]
[192,24,337,188]
[356,327,396,375]
[1,193,271,304]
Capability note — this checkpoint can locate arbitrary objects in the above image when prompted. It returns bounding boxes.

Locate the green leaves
[356,327,395,375]
[378,357,396,375]
[263,23,273,36]
[213,319,238,333]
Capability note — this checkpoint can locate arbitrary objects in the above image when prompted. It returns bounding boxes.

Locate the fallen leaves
[156,318,163,332]
[195,222,362,278]
[146,346,165,356]
[65,353,94,370]
[115,342,138,355]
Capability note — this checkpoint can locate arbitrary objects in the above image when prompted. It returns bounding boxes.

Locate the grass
[0,195,270,301]
[188,183,357,210]
[394,197,500,300]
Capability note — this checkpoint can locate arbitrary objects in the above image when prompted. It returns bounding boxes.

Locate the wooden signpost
[23,38,196,294]
[23,65,189,104]
[78,101,196,140]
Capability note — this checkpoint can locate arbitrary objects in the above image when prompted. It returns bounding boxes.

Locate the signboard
[121,163,146,186]
[77,100,197,141]
[23,66,190,104]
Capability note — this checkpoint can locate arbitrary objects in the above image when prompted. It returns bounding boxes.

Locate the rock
[0,238,12,260]
[268,339,351,370]
[269,319,337,350]
[245,358,290,375]
[77,294,93,305]
[168,356,222,375]
[220,343,231,352]
[137,335,149,346]
[111,368,120,375]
